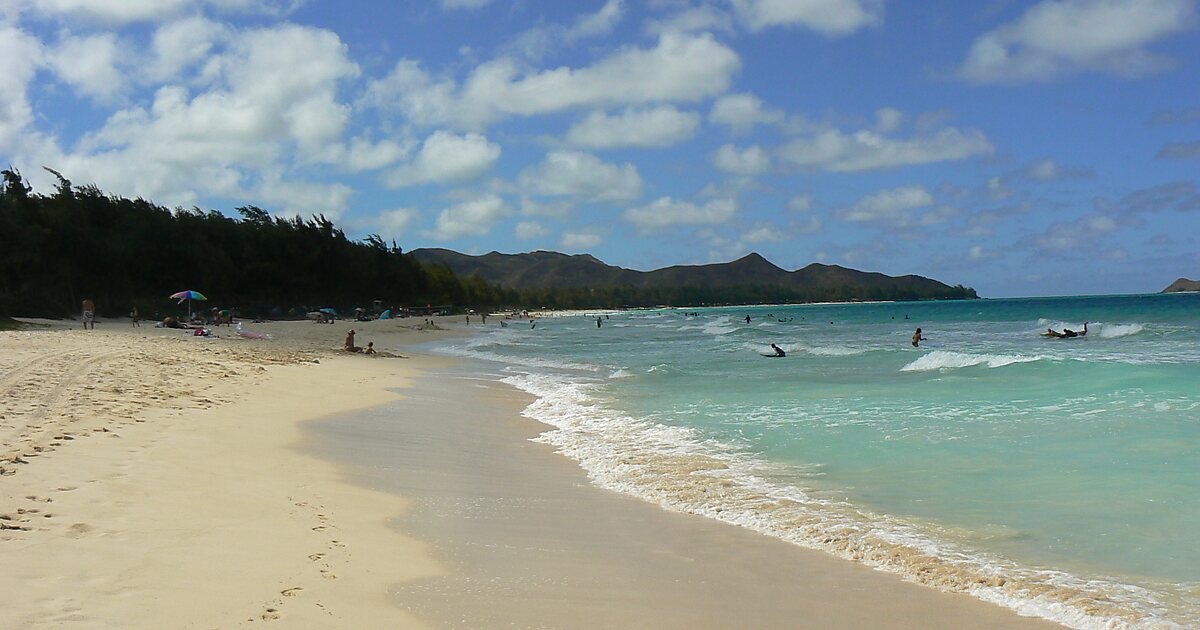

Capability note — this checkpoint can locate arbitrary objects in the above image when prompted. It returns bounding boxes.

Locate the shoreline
[308,360,1060,629]
[2,319,1057,628]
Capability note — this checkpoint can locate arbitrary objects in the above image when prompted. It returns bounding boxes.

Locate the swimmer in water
[912,328,926,347]
[771,344,786,357]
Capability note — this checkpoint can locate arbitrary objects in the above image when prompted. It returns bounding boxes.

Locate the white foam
[499,369,1186,630]
[901,350,1046,372]
[1096,322,1145,338]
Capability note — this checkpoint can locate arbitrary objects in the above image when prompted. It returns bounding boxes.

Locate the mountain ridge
[411,248,976,303]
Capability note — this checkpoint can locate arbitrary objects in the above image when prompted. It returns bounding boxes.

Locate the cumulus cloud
[16,23,360,214]
[25,0,302,24]
[429,194,512,240]
[359,208,419,240]
[645,5,734,36]
[147,16,228,82]
[386,131,501,187]
[836,186,936,227]
[515,220,550,240]
[960,0,1198,83]
[624,196,737,232]
[788,194,813,211]
[365,32,740,129]
[730,0,883,35]
[740,223,786,243]
[441,0,493,9]
[561,230,603,250]
[0,25,42,150]
[518,151,643,202]
[508,0,626,61]
[709,92,785,134]
[713,144,771,175]
[777,124,993,172]
[45,32,127,102]
[565,106,700,149]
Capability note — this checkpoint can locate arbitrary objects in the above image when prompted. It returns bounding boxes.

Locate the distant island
[413,249,977,307]
[1162,278,1200,293]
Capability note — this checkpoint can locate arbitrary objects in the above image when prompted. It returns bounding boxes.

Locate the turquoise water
[436,294,1200,629]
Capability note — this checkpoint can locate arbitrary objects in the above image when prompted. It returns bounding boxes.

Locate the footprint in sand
[281,587,303,597]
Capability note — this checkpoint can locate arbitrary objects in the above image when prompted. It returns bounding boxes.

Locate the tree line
[0,168,975,320]
[0,168,514,319]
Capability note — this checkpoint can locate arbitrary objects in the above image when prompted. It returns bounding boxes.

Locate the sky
[1,0,1198,297]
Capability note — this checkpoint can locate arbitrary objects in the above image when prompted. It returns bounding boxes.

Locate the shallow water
[435,294,1200,629]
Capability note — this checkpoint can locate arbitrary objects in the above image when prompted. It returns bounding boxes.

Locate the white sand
[1,316,1062,628]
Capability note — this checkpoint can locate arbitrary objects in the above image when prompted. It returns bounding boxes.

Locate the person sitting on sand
[771,343,786,357]
[364,341,376,356]
[344,329,361,352]
[912,328,926,347]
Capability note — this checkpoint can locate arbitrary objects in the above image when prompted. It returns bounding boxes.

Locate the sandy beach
[1,316,1060,628]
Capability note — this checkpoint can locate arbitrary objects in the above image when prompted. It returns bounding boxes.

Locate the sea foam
[901,350,1046,372]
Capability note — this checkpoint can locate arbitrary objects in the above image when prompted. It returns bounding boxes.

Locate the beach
[1,316,1060,628]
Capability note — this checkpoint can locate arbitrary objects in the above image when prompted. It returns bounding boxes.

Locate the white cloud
[566,106,700,149]
[430,194,513,240]
[561,230,603,250]
[515,220,550,240]
[360,208,418,240]
[645,5,734,36]
[508,0,626,61]
[567,0,625,41]
[961,0,1198,83]
[386,131,501,187]
[836,186,934,227]
[0,25,42,150]
[875,107,903,132]
[518,151,643,202]
[147,16,228,82]
[519,197,573,218]
[366,32,740,129]
[45,32,126,102]
[26,0,300,24]
[741,223,786,243]
[1025,158,1090,181]
[788,194,813,212]
[624,196,737,232]
[709,92,785,134]
[251,169,354,219]
[441,0,493,9]
[714,143,771,175]
[777,125,993,172]
[730,0,883,35]
[17,23,360,214]
[337,136,412,172]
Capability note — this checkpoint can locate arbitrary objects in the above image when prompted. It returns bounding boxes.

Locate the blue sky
[2,0,1198,297]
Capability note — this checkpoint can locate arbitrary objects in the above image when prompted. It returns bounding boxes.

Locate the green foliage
[0,172,515,318]
[0,171,974,319]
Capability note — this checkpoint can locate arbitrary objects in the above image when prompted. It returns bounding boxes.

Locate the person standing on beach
[82,298,96,329]
[912,328,926,347]
[130,305,140,327]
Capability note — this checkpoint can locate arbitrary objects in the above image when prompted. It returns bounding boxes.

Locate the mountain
[1162,278,1200,293]
[412,249,976,303]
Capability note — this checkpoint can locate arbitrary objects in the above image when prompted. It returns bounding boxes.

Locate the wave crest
[901,351,1045,372]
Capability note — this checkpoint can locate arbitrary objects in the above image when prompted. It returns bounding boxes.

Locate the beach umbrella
[169,290,208,319]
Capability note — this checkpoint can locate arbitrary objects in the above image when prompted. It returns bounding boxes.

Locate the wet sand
[309,364,1061,629]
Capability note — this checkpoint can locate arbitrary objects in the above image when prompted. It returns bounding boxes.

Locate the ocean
[432,293,1200,629]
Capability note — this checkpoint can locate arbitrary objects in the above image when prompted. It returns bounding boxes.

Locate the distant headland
[1162,278,1200,293]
